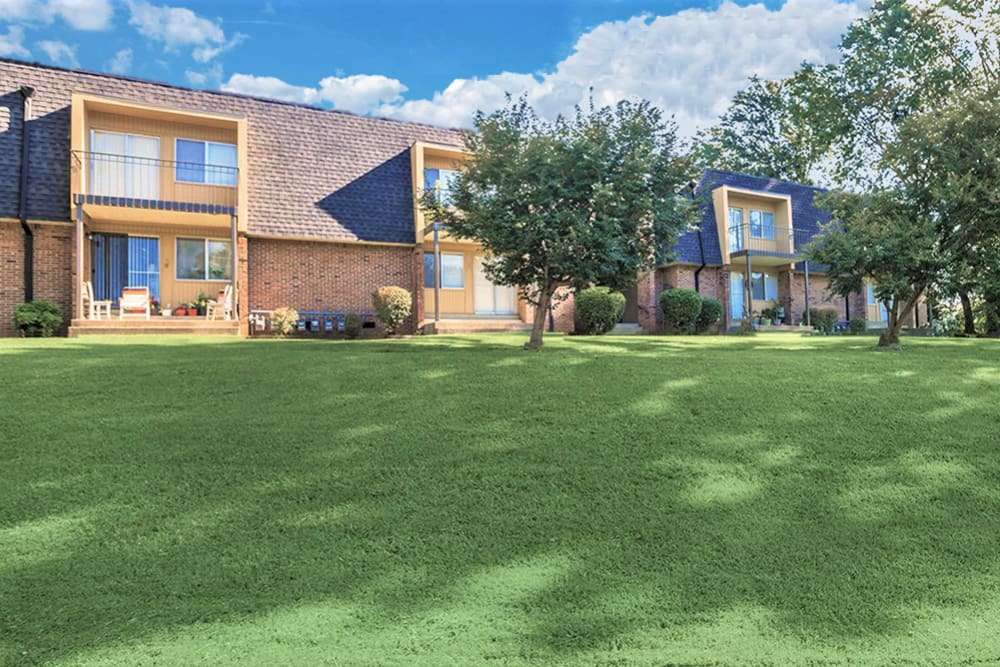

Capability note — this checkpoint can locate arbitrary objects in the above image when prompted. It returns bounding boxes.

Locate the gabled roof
[668,169,830,266]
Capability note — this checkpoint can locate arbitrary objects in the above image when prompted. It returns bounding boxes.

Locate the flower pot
[173,306,187,317]
[188,309,199,317]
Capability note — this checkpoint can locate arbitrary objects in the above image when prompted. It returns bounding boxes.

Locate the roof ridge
[703,168,826,192]
[0,55,469,136]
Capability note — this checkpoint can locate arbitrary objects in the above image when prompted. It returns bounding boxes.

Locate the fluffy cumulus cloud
[0,0,113,30]
[223,0,867,136]
[126,0,244,62]
[36,38,77,66]
[221,73,408,113]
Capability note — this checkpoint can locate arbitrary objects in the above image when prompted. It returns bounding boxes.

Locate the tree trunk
[877,292,920,349]
[524,285,553,350]
[959,290,976,335]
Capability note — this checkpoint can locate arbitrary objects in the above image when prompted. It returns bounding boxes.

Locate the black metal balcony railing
[72,150,238,212]
[727,224,815,258]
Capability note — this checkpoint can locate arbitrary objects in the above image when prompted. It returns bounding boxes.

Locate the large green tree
[424,97,692,350]
[694,71,828,184]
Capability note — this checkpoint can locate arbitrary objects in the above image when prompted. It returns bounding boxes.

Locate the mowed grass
[2,333,1000,666]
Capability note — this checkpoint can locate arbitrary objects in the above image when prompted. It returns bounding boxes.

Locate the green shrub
[373,286,412,335]
[659,288,702,333]
[271,307,299,336]
[575,287,626,335]
[696,297,723,333]
[849,317,867,335]
[808,307,839,334]
[13,300,62,337]
[344,313,363,339]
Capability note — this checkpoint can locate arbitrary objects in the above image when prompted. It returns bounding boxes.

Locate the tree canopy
[424,97,693,349]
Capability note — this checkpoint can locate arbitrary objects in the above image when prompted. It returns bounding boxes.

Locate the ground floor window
[423,252,464,288]
[177,238,232,281]
[750,272,778,301]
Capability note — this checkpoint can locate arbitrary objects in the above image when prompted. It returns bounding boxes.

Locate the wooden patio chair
[119,286,151,320]
[205,284,235,320]
[83,281,112,320]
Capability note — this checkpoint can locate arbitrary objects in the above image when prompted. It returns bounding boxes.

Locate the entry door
[91,131,160,199]
[730,272,745,320]
[91,234,160,301]
[474,256,515,315]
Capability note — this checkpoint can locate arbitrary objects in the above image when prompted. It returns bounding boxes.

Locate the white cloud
[376,0,869,135]
[0,0,113,30]
[192,31,246,63]
[106,47,132,74]
[184,62,222,87]
[222,72,408,113]
[127,0,241,62]
[36,38,78,67]
[216,0,865,135]
[0,25,29,57]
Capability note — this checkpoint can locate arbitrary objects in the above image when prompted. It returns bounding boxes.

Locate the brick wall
[655,265,725,331]
[0,221,22,336]
[247,238,418,332]
[0,220,72,336]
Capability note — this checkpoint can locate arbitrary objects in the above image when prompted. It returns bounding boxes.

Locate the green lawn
[3,333,1000,666]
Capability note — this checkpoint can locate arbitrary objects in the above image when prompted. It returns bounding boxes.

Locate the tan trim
[72,92,245,125]
[246,232,415,248]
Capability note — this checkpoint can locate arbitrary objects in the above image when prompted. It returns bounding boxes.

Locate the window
[177,238,232,280]
[90,131,160,199]
[423,252,464,288]
[749,210,776,239]
[424,168,460,205]
[728,207,744,252]
[175,139,237,186]
[750,272,778,301]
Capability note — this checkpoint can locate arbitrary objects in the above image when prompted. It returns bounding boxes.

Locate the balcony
[71,150,238,215]
[727,224,815,266]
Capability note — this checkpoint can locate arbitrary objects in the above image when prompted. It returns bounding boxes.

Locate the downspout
[687,180,706,294]
[18,85,35,302]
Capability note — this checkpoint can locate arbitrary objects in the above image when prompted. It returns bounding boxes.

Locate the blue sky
[0,0,871,135]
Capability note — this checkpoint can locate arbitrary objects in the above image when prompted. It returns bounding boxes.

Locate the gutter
[18,85,34,302]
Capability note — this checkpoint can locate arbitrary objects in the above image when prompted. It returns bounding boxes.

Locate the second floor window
[176,139,238,186]
[749,210,776,240]
[424,168,460,206]
[728,207,744,252]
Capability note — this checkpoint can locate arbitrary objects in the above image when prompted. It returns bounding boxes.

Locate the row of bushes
[575,286,723,335]
[271,286,414,338]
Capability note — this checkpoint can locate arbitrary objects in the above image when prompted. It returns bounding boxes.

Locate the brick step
[69,326,239,336]
[69,318,239,336]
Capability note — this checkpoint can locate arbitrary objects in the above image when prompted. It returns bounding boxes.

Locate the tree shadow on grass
[2,336,1000,664]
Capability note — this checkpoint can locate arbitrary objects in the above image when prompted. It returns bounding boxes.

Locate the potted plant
[188,302,200,317]
[771,300,785,325]
[760,306,776,325]
[173,304,188,317]
[150,297,160,316]
[192,291,209,316]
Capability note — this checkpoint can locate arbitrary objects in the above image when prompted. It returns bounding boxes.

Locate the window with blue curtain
[749,210,776,239]
[728,207,744,252]
[423,253,436,288]
[729,272,744,319]
[127,237,160,299]
[175,139,205,183]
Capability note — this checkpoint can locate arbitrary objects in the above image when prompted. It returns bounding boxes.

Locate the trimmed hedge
[696,297,724,333]
[576,287,626,335]
[373,286,412,335]
[660,288,703,333]
[849,317,867,335]
[13,300,62,337]
[808,307,839,335]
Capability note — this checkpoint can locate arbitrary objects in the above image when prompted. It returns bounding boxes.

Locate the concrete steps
[609,323,642,335]
[69,318,239,336]
[427,318,530,334]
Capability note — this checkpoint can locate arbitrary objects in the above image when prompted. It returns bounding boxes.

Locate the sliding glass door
[92,233,160,301]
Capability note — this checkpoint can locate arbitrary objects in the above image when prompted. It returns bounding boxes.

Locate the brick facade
[0,220,73,336]
[247,238,418,333]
